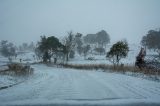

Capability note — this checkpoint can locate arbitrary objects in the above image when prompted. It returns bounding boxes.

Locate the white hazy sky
[0,0,160,45]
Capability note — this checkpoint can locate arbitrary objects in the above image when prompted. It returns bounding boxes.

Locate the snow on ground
[0,74,30,89]
[0,51,37,67]
[0,64,160,105]
[13,51,37,64]
[0,51,36,89]
[0,75,17,88]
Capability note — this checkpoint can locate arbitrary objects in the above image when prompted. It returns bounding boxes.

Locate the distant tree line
[35,30,111,63]
[2,28,160,66]
[0,29,130,66]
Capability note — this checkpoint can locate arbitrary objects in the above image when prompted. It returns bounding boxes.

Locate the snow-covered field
[0,52,35,67]
[68,44,140,65]
[0,64,160,106]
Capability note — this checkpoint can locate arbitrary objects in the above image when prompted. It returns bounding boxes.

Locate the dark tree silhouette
[96,30,110,47]
[83,30,110,48]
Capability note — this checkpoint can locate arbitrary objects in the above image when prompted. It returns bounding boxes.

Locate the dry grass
[61,63,160,76]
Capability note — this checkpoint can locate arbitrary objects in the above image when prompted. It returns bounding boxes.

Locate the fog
[0,0,160,45]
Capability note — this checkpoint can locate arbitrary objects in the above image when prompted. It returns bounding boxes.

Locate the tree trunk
[54,58,57,64]
[116,55,119,65]
[66,53,69,61]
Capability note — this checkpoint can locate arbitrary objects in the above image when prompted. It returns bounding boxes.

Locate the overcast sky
[0,0,160,45]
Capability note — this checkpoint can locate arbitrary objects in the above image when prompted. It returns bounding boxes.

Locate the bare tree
[62,31,76,61]
[82,45,90,59]
[75,33,83,55]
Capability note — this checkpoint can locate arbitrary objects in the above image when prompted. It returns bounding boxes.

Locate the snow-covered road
[0,64,160,106]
